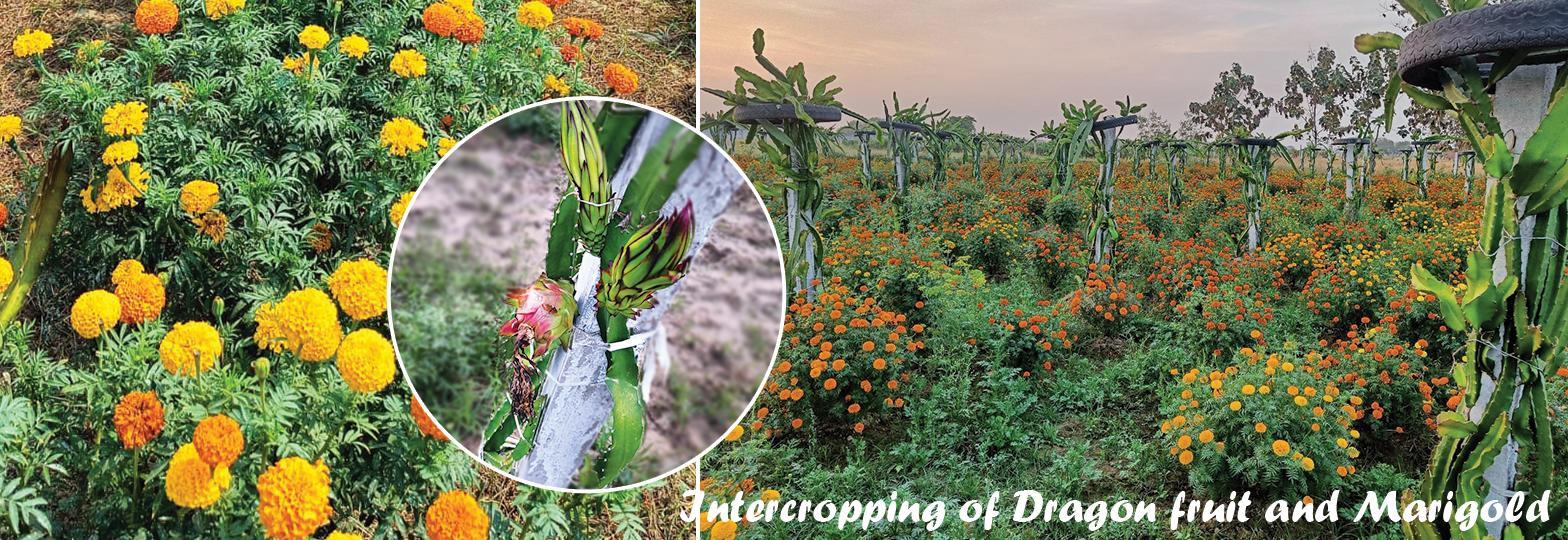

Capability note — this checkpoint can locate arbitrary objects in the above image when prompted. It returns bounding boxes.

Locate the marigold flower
[0,115,20,144]
[380,117,428,156]
[423,2,462,37]
[282,53,319,75]
[298,25,330,50]
[166,443,231,509]
[179,179,220,215]
[102,101,149,137]
[335,329,395,393]
[256,457,333,540]
[115,270,165,324]
[195,210,228,242]
[327,259,387,320]
[543,74,569,97]
[338,35,369,58]
[411,395,447,440]
[603,63,638,95]
[453,11,485,44]
[326,533,364,540]
[254,288,342,361]
[425,490,489,540]
[560,17,602,40]
[437,136,457,157]
[11,29,52,58]
[558,44,578,64]
[193,413,244,467]
[112,259,145,286]
[83,162,151,213]
[70,289,121,339]
[390,192,415,227]
[390,49,427,78]
[113,390,165,449]
[515,1,553,29]
[160,321,223,376]
[102,140,139,166]
[1271,439,1290,456]
[135,0,180,35]
[709,521,738,540]
[0,257,10,292]
[204,0,245,19]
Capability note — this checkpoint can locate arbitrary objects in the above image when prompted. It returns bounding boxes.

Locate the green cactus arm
[0,146,72,329]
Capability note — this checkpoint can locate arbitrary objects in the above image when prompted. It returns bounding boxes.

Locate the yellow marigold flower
[178,179,220,215]
[102,140,139,166]
[195,210,228,242]
[338,35,369,59]
[0,115,20,144]
[1178,449,1194,465]
[390,49,427,78]
[298,25,330,50]
[327,259,387,320]
[515,1,553,29]
[437,136,457,157]
[411,395,447,440]
[390,192,414,227]
[204,0,245,19]
[193,413,244,467]
[254,288,342,362]
[724,425,743,442]
[11,29,52,58]
[102,101,149,137]
[83,161,152,213]
[71,289,121,339]
[603,63,638,95]
[159,321,223,376]
[256,457,332,540]
[113,390,164,449]
[379,117,427,157]
[135,0,180,35]
[167,443,231,509]
[0,257,10,292]
[1301,456,1315,472]
[335,329,395,393]
[709,521,738,540]
[281,52,319,75]
[115,270,166,324]
[112,259,146,287]
[425,490,489,540]
[1271,439,1290,457]
[326,533,364,540]
[543,74,569,98]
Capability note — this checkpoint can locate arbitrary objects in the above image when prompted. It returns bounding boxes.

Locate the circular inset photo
[388,98,784,491]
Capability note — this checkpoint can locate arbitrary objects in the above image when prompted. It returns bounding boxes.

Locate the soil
[398,117,781,480]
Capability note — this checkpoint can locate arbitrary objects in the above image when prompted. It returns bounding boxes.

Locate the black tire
[1236,137,1281,147]
[734,102,841,124]
[875,120,922,133]
[1092,115,1138,132]
[1332,137,1370,145]
[1399,0,1568,90]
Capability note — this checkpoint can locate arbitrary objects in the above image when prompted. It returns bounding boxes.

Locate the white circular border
[386,96,787,495]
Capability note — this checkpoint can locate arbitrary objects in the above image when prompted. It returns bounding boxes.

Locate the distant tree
[1343,49,1396,135]
[1138,111,1174,139]
[1277,46,1348,146]
[1186,63,1275,136]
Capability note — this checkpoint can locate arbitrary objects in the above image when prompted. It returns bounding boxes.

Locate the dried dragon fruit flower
[498,274,577,421]
[596,202,694,319]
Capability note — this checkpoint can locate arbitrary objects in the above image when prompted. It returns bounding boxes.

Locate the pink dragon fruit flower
[499,274,577,422]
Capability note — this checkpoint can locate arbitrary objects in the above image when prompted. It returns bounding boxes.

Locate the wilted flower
[603,63,639,95]
[390,49,427,78]
[113,390,165,449]
[102,101,149,137]
[135,0,180,35]
[70,290,121,339]
[159,321,223,376]
[256,457,332,540]
[425,490,490,540]
[195,210,228,241]
[101,140,139,166]
[500,275,576,421]
[515,1,553,29]
[380,117,427,156]
[11,29,52,58]
[336,329,395,393]
[309,222,333,253]
[298,25,330,50]
[338,35,369,59]
[179,179,219,214]
[597,202,695,318]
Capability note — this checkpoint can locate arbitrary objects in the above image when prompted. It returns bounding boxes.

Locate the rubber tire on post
[1332,137,1370,146]
[734,102,842,125]
[1398,0,1568,90]
[876,120,923,133]
[1236,137,1280,148]
[1092,115,1138,132]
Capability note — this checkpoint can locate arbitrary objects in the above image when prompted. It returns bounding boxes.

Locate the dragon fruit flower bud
[597,202,695,319]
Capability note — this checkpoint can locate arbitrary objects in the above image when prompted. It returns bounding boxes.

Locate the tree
[1138,111,1174,139]
[1185,63,1275,136]
[1342,49,1396,135]
[1277,46,1348,146]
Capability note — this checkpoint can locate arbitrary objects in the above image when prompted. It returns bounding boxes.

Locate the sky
[698,0,1409,139]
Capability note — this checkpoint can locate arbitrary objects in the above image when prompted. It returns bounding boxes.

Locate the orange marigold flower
[193,413,244,467]
[256,457,333,540]
[422,2,461,37]
[560,17,603,40]
[452,11,485,44]
[135,0,180,35]
[425,490,490,540]
[114,390,165,449]
[558,43,579,63]
[115,271,166,324]
[1271,439,1290,456]
[412,395,447,440]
